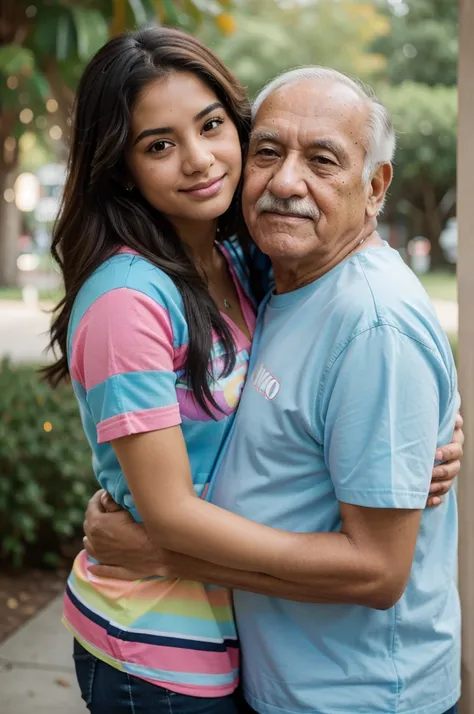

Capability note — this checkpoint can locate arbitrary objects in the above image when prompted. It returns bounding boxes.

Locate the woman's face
[126,71,242,236]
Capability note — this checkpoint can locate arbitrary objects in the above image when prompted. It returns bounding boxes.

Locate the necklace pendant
[223,298,231,310]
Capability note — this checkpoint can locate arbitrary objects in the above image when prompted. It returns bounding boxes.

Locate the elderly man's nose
[268,159,308,199]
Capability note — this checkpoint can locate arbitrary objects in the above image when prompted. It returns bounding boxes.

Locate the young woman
[46,27,462,714]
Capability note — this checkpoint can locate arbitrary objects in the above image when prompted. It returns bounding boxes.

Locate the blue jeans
[73,640,458,714]
[73,640,241,714]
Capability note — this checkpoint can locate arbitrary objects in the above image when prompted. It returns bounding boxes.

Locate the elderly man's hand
[427,412,464,507]
[83,490,170,580]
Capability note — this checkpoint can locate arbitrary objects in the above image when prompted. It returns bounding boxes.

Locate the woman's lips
[181,175,225,199]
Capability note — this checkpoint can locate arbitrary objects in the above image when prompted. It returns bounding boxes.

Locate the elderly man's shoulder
[330,245,443,347]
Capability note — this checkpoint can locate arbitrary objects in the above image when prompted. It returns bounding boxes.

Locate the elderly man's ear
[365,163,393,218]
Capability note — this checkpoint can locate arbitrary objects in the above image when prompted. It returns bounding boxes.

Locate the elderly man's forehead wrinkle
[254,80,371,142]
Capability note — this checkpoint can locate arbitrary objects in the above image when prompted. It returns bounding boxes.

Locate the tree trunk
[0,162,20,286]
[43,58,74,145]
[420,177,448,269]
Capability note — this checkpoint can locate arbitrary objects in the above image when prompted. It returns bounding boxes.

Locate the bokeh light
[19,108,33,124]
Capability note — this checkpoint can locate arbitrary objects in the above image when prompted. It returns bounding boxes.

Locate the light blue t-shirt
[212,244,460,714]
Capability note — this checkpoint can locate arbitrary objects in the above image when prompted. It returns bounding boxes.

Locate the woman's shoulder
[68,249,187,350]
[118,249,183,306]
[76,248,183,312]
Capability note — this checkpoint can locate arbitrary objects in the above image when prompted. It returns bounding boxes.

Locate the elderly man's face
[243,79,388,266]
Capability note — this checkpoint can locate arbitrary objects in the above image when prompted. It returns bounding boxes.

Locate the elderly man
[85,68,460,714]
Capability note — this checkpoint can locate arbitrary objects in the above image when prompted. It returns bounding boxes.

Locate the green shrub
[0,359,95,567]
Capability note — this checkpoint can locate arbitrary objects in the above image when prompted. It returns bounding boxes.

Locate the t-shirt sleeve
[322,324,445,509]
[70,287,181,443]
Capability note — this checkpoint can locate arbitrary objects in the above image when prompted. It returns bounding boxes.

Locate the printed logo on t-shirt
[252,363,281,400]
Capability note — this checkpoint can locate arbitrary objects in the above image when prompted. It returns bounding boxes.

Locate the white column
[457,1,474,711]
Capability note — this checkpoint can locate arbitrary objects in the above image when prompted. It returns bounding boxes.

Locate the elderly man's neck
[272,232,382,294]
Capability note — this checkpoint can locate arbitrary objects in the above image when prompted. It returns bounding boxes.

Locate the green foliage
[373,0,457,87]
[0,45,35,75]
[0,0,237,285]
[199,0,389,99]
[382,82,457,189]
[378,82,457,258]
[0,0,236,151]
[0,360,95,567]
[29,3,108,60]
[368,1,458,262]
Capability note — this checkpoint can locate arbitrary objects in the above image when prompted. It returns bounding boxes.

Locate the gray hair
[252,67,396,185]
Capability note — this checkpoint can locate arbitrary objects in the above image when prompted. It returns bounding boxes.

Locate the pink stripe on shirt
[97,404,181,443]
[70,288,175,391]
[65,592,237,675]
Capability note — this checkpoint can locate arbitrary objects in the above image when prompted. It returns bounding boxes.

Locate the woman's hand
[427,412,464,507]
[83,490,170,580]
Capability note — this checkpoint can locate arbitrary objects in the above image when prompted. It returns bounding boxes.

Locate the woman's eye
[203,118,224,132]
[148,140,172,153]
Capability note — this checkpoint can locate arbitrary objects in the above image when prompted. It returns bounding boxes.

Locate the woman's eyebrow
[134,126,174,145]
[133,102,224,146]
[194,101,224,122]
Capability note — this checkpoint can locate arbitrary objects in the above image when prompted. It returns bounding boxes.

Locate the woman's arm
[86,413,463,575]
[112,407,464,574]
[109,417,461,610]
[85,499,421,610]
[112,426,296,573]
[86,406,464,603]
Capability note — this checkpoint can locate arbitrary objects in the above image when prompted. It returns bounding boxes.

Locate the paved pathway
[0,298,460,365]
[0,596,85,713]
[0,300,54,364]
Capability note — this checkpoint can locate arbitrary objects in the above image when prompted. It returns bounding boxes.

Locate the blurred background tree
[0,0,460,286]
[372,0,457,266]
[373,0,457,87]
[380,82,456,266]
[0,0,235,285]
[198,0,389,100]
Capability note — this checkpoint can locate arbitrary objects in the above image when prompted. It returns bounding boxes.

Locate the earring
[125,185,134,192]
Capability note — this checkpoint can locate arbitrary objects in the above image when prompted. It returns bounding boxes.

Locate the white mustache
[255,193,319,220]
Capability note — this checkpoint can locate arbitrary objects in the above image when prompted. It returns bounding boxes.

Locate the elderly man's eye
[256,147,279,157]
[314,155,335,165]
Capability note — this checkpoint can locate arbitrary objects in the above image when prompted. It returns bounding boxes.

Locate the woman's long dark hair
[43,27,255,417]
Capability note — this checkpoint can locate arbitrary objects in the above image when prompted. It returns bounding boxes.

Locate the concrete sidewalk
[0,300,53,364]
[0,595,85,713]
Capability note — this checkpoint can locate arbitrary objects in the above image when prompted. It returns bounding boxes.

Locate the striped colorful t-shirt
[63,241,256,697]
